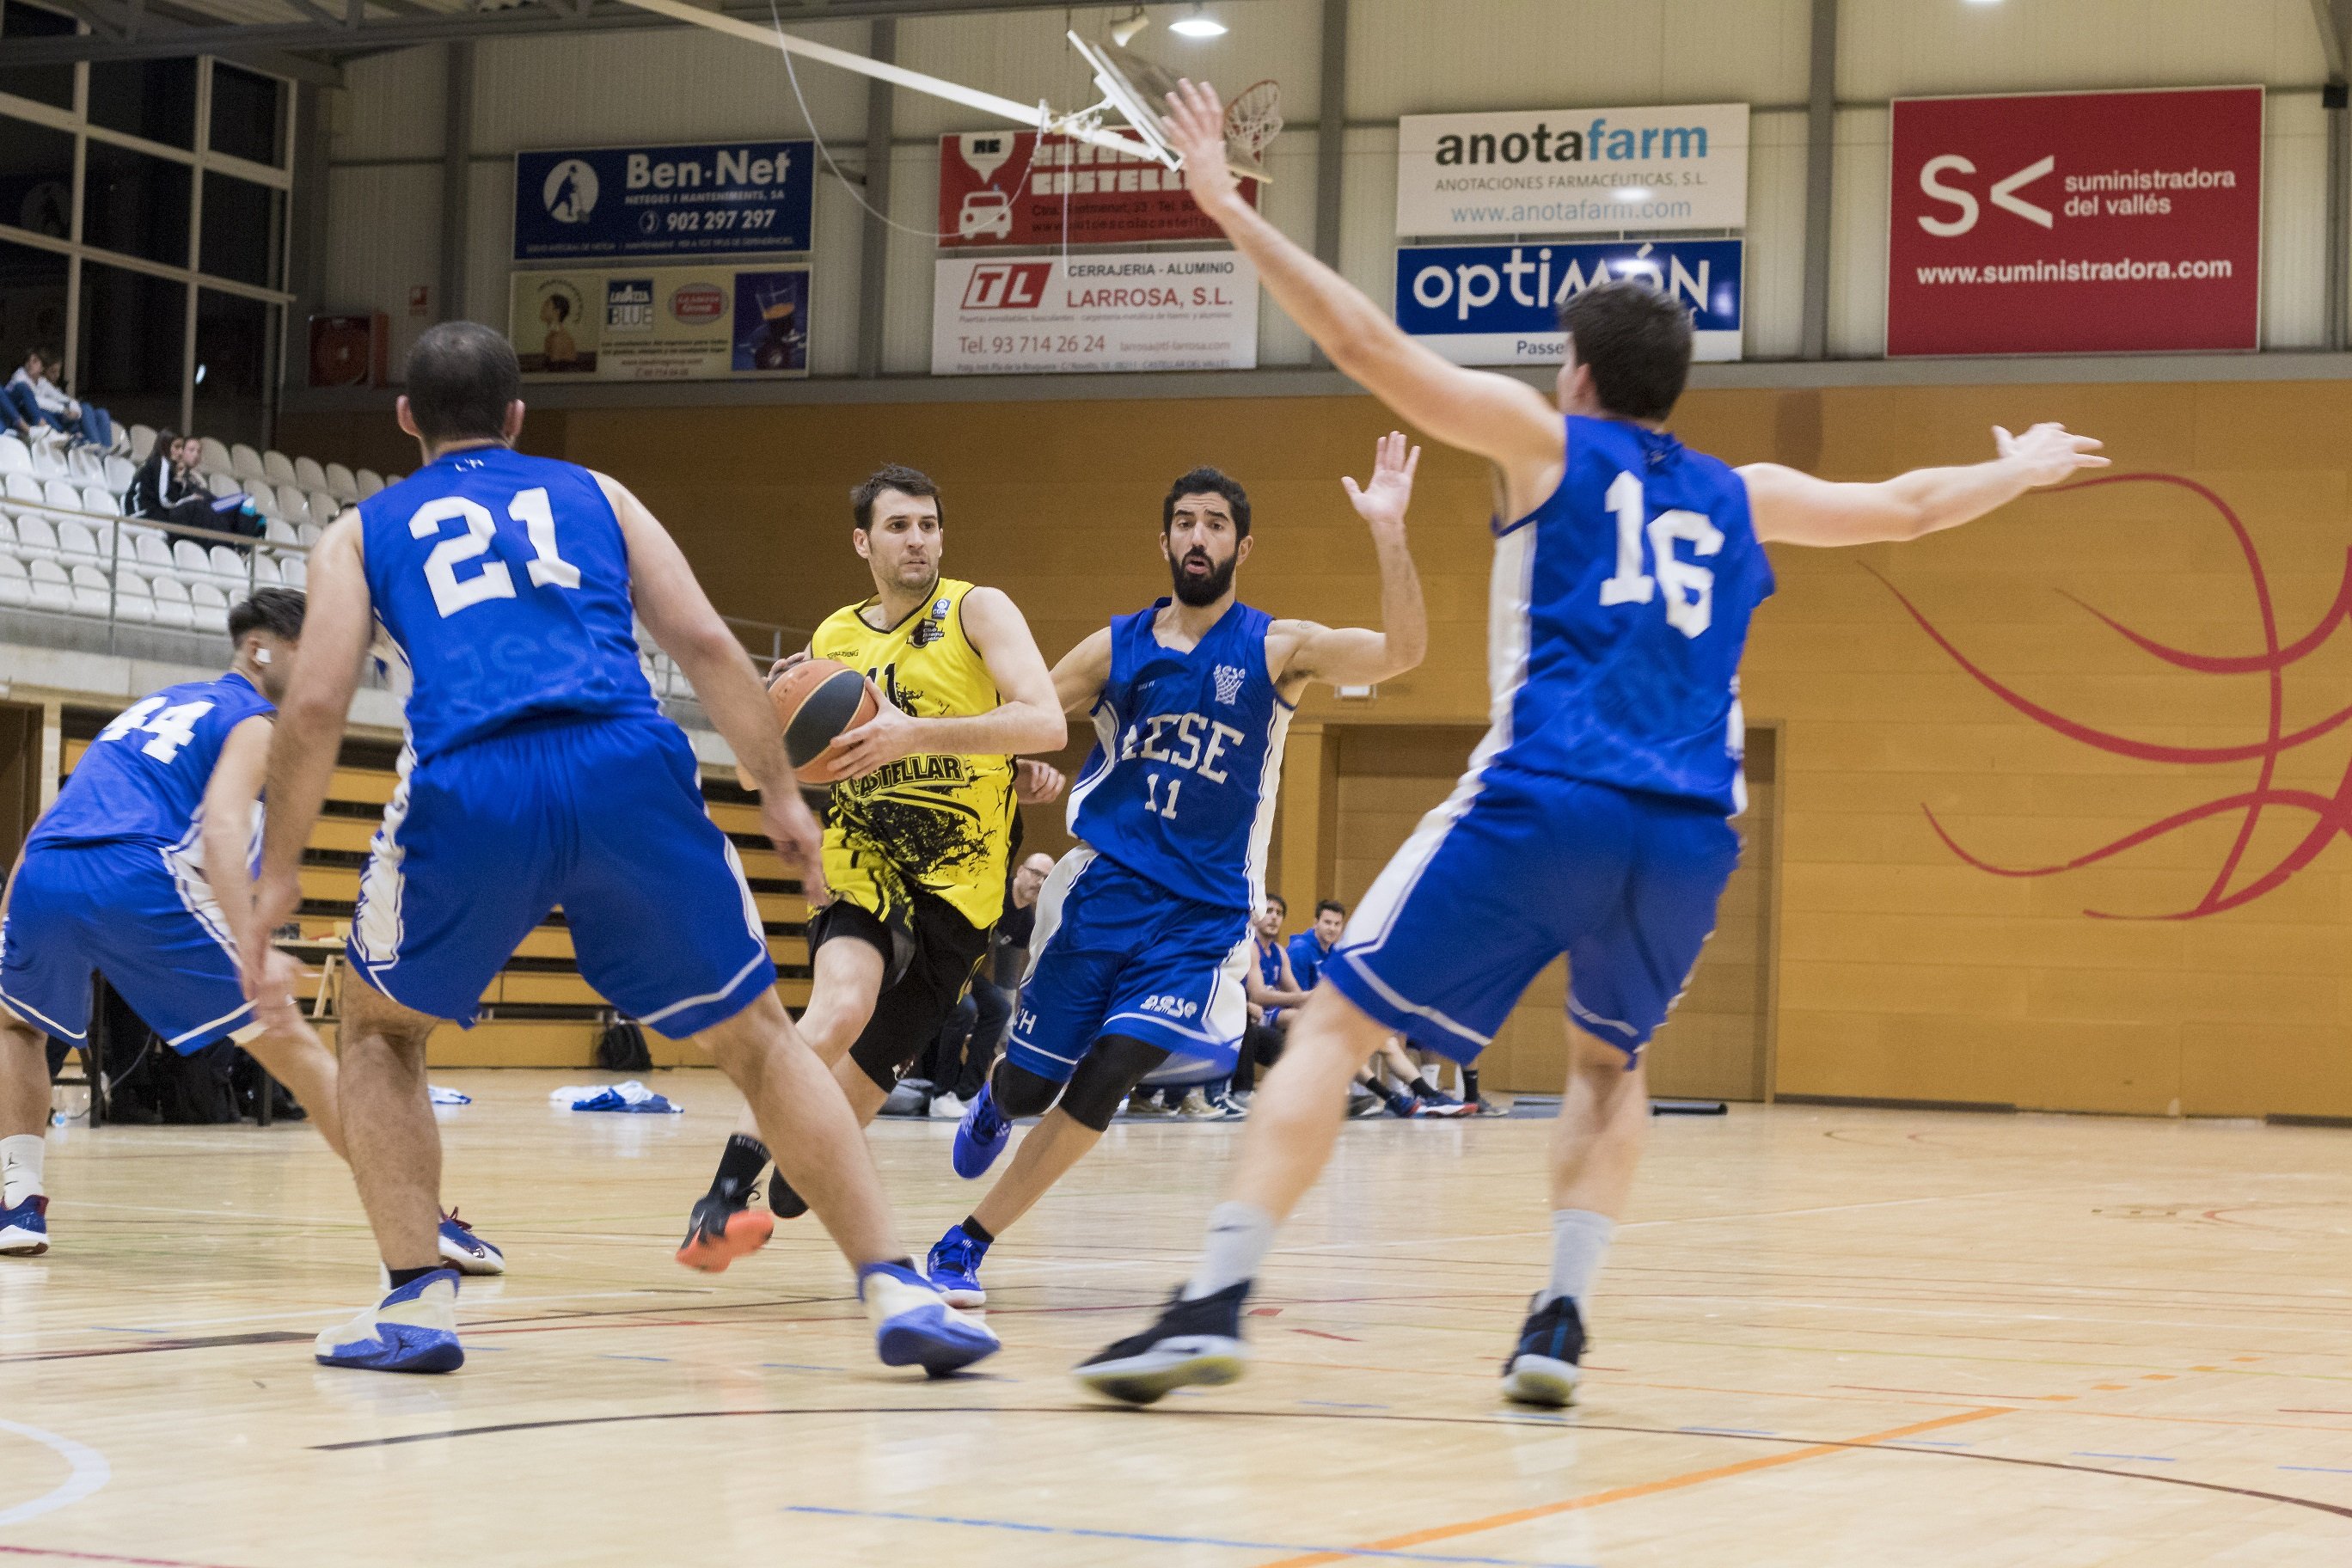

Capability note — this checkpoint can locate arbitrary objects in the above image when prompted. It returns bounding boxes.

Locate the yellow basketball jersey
[811,577,1014,930]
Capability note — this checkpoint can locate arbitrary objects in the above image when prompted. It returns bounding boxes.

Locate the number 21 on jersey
[409,487,582,619]
[1597,470,1721,639]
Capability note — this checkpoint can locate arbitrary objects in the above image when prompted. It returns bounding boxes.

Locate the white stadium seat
[250,487,282,520]
[294,455,328,491]
[188,580,230,633]
[127,425,156,463]
[16,515,59,559]
[27,559,71,611]
[324,462,358,501]
[355,469,383,499]
[0,434,32,476]
[6,474,41,505]
[230,444,266,483]
[66,444,103,484]
[198,437,231,475]
[68,564,110,616]
[113,568,155,623]
[135,532,173,572]
[263,450,298,487]
[277,486,310,525]
[27,441,64,481]
[150,574,194,628]
[0,553,28,606]
[250,554,281,587]
[209,471,242,500]
[264,518,298,547]
[307,489,340,525]
[82,486,119,517]
[56,520,100,567]
[207,544,248,585]
[104,455,134,493]
[279,555,306,589]
[172,538,211,578]
[43,479,79,512]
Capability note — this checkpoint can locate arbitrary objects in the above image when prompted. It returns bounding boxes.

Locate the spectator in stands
[1240,895,1306,1098]
[127,432,221,534]
[1284,897,1348,993]
[5,348,113,451]
[1282,898,1466,1117]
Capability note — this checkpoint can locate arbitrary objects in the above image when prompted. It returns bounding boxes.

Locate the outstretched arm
[1742,423,2108,547]
[1050,628,1115,718]
[818,586,1066,778]
[1277,431,1430,691]
[1161,81,1564,520]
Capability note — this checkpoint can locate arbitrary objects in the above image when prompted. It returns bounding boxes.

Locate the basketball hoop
[1067,30,1276,184]
[1223,79,1283,175]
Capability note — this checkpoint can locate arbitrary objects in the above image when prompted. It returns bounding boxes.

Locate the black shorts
[808,888,991,1092]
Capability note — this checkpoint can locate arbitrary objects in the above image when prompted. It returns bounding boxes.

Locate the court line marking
[0,1419,110,1528]
[780,1506,1589,1567]
[0,1549,248,1568]
[1249,1408,2007,1568]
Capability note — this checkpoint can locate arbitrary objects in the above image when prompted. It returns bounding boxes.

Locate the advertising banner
[513,141,814,263]
[1394,240,1742,365]
[1395,105,1749,238]
[932,250,1258,376]
[1886,88,2263,356]
[511,265,812,382]
[935,131,1253,248]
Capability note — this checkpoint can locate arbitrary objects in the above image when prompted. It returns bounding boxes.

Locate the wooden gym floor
[4,1071,2351,1566]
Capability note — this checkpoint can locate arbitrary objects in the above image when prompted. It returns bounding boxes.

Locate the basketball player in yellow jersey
[679,463,1066,1270]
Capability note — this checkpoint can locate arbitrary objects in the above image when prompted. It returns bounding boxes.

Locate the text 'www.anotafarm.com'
[1914,256,2235,285]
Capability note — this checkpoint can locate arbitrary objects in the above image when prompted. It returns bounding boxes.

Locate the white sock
[1541,1208,1614,1307]
[2,1134,46,1209]
[1182,1201,1273,1300]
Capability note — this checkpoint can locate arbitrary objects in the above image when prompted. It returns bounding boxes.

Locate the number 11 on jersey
[1144,773,1183,819]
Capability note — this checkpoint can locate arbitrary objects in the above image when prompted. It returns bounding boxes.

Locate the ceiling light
[1170,5,1228,39]
[1111,7,1149,46]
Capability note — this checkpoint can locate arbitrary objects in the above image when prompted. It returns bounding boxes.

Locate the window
[0,115,75,240]
[208,65,285,168]
[0,2,76,113]
[0,241,68,387]
[83,141,193,267]
[88,59,199,150]
[77,262,185,432]
[199,172,281,290]
[193,289,272,449]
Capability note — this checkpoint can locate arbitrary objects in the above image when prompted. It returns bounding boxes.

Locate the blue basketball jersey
[28,672,274,854]
[1067,600,1291,913]
[1486,415,1773,815]
[358,447,661,762]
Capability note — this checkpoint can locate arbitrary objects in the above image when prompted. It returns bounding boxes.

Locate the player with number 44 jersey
[924,437,1428,1310]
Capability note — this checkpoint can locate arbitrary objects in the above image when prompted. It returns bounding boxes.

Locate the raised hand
[1341,431,1422,536]
[1994,422,2109,488]
[1161,78,1245,220]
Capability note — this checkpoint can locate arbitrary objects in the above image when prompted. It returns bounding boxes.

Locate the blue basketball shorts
[1004,848,1253,1082]
[1324,767,1742,1064]
[348,716,772,1038]
[0,838,261,1050]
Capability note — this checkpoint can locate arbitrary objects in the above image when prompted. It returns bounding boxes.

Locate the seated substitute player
[242,324,995,1378]
[1075,83,2108,1408]
[923,433,1429,1308]
[675,463,1066,1270]
[0,590,500,1271]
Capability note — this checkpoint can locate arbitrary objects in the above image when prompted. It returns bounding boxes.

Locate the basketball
[769,657,879,784]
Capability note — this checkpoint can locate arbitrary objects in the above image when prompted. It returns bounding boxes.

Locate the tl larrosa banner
[1394,240,1742,365]
[935,132,1255,248]
[1887,88,2262,356]
[511,265,811,382]
[932,251,1258,376]
[1396,105,1748,238]
[513,142,814,263]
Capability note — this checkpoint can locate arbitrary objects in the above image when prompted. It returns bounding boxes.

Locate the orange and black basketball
[769,658,879,785]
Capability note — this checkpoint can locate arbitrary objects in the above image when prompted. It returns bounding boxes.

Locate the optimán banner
[513,141,814,263]
[1396,105,1748,238]
[932,250,1258,376]
[1394,240,1742,365]
[935,131,1253,248]
[511,265,812,381]
[1886,88,2263,356]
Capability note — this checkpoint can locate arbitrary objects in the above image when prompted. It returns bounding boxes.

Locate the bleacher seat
[230,444,266,484]
[17,515,59,560]
[113,569,155,624]
[42,479,80,511]
[199,437,232,475]
[27,559,71,611]
[324,462,358,501]
[279,555,306,589]
[127,425,156,463]
[209,472,242,500]
[0,434,31,476]
[67,564,109,616]
[65,445,103,484]
[277,486,310,526]
[0,514,15,556]
[150,575,194,628]
[250,487,282,520]
[56,520,101,567]
[355,469,384,499]
[188,581,230,633]
[298,523,322,547]
[81,486,118,517]
[4,474,38,505]
[294,455,328,491]
[27,442,64,481]
[263,450,297,487]
[0,554,28,606]
[250,555,281,588]
[307,489,341,525]
[264,518,299,547]
[206,544,247,585]
[172,539,211,579]
[134,532,173,573]
[104,455,134,493]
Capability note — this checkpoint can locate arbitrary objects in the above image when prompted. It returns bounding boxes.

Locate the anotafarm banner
[1395,105,1749,238]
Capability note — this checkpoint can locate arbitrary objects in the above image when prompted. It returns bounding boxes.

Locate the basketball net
[1224,81,1284,174]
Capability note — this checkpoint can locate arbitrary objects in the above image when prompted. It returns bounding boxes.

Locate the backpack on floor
[597,1016,652,1072]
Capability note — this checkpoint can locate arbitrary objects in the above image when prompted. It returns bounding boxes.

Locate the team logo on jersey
[910,597,952,648]
[1213,664,1246,706]
[542,159,598,224]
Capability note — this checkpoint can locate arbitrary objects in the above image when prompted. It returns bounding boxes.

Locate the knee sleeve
[990,1059,1064,1118]
[1057,1035,1169,1132]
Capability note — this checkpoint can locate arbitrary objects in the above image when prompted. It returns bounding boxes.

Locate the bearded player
[677,463,1066,1269]
[1075,83,2107,1406]
[921,434,1427,1307]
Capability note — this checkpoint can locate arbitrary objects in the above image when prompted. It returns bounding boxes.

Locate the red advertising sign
[1887,88,2262,357]
[934,130,1255,248]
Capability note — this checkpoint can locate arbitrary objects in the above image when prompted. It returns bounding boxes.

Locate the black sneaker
[675,1191,773,1273]
[1072,1281,1251,1406]
[1501,1293,1586,1407]
[767,1168,808,1220]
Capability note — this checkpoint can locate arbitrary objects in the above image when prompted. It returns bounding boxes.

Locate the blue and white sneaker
[315,1268,465,1374]
[952,1084,1012,1179]
[925,1223,991,1308]
[0,1194,49,1257]
[1500,1293,1585,1407]
[437,1209,505,1275]
[1074,1281,1250,1406]
[859,1260,999,1377]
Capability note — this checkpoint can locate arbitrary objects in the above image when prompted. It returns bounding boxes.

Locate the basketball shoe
[1500,1293,1585,1407]
[860,1260,999,1375]
[924,1222,990,1308]
[1072,1281,1250,1405]
[437,1209,505,1275]
[676,1191,774,1273]
[315,1269,464,1374]
[0,1194,48,1256]
[952,1084,1012,1179]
